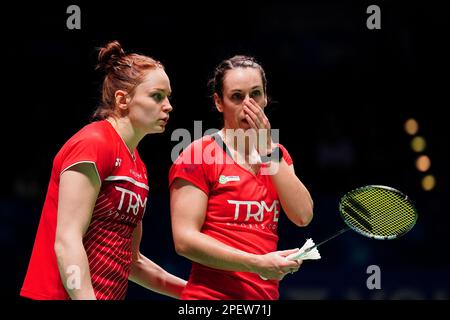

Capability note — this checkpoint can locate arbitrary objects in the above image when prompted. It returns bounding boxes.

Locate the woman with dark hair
[169,55,314,299]
[21,41,186,300]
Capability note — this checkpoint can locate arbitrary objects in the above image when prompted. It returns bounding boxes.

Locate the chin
[145,125,165,135]
[154,127,165,133]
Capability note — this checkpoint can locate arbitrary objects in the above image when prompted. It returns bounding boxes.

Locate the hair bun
[96,40,126,73]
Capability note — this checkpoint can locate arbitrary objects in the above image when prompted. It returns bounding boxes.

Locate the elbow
[131,251,143,267]
[298,210,314,227]
[291,203,314,227]
[173,235,195,258]
[54,241,62,260]
[54,237,67,260]
[300,198,314,226]
[174,241,190,257]
[293,213,313,227]
[54,234,83,260]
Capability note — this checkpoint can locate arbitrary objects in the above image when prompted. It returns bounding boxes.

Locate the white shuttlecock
[259,238,321,280]
[286,238,321,261]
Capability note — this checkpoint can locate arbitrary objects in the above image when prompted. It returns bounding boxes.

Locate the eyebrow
[152,87,172,95]
[230,86,263,92]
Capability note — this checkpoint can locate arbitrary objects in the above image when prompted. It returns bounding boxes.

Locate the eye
[231,92,243,101]
[251,90,262,98]
[151,92,164,102]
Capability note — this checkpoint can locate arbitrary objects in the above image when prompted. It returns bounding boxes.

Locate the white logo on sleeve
[115,158,122,167]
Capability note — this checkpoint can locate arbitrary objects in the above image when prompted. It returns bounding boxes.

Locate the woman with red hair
[21,41,186,300]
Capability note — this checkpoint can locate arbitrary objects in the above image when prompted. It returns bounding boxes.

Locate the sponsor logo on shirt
[218,175,241,184]
[115,186,147,215]
[227,200,279,222]
[129,168,143,179]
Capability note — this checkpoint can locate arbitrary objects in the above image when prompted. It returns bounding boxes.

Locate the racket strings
[341,187,416,238]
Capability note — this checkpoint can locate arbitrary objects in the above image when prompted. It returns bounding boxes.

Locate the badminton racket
[287,184,418,261]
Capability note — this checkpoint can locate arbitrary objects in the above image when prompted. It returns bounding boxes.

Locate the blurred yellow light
[404,118,419,135]
[411,136,426,152]
[422,175,436,191]
[416,155,431,172]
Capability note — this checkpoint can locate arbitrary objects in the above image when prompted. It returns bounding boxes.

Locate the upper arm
[170,178,208,242]
[56,162,101,241]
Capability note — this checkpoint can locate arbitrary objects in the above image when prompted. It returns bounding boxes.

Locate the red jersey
[169,134,293,300]
[21,120,148,300]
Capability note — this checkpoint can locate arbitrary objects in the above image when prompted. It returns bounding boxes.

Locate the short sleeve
[169,140,210,196]
[59,134,114,183]
[277,144,293,166]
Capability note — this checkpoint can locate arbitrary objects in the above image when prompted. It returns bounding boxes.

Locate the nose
[163,98,173,113]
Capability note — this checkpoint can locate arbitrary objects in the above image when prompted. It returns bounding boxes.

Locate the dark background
[2,1,449,300]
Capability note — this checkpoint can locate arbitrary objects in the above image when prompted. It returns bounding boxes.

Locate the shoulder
[275,143,293,165]
[173,134,217,165]
[64,121,113,149]
[186,134,216,151]
[72,121,113,144]
[276,143,289,153]
[57,121,116,161]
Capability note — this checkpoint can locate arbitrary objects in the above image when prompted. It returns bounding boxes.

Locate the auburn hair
[92,40,163,120]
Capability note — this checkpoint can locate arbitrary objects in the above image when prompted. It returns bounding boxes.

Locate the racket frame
[338,184,419,240]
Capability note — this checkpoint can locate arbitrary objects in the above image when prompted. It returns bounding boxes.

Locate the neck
[219,128,261,171]
[220,128,255,157]
[107,117,144,154]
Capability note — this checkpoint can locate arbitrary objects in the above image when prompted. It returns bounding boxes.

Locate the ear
[114,90,129,111]
[213,93,224,113]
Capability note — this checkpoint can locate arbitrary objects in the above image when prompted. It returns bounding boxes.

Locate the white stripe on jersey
[104,175,149,190]
[60,161,101,184]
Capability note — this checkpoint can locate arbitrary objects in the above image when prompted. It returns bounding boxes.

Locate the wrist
[261,146,283,163]
[246,254,263,274]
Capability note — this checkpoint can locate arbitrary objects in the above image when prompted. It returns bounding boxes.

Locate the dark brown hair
[92,40,163,120]
[208,55,267,99]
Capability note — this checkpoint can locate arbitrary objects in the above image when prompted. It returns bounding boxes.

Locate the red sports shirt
[169,134,293,300]
[21,120,148,300]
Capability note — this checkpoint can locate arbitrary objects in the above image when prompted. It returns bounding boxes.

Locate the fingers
[278,248,300,257]
[243,99,270,130]
[277,249,302,267]
[245,113,258,130]
[258,250,304,280]
[243,105,260,130]
[275,265,301,281]
[282,262,302,279]
[291,264,301,273]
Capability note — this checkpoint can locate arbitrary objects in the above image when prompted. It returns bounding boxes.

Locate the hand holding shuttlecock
[259,238,321,280]
[286,238,321,261]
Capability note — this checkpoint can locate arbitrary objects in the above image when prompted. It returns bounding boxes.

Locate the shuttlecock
[259,238,321,280]
[286,238,321,261]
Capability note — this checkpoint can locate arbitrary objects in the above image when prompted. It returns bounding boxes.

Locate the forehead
[137,67,171,91]
[222,67,263,90]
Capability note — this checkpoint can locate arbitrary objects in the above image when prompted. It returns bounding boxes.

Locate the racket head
[339,185,418,240]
